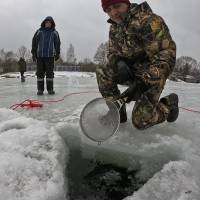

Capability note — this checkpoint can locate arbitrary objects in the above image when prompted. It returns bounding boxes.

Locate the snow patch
[124,161,200,200]
[0,108,68,200]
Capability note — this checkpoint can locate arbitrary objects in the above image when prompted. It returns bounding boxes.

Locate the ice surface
[0,72,200,199]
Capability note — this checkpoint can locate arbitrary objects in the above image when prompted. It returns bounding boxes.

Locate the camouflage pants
[96,63,170,129]
[132,84,169,129]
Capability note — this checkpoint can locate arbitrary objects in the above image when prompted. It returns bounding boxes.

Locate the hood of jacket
[41,16,55,29]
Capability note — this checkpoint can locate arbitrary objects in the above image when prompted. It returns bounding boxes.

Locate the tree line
[1,43,200,78]
[174,56,200,77]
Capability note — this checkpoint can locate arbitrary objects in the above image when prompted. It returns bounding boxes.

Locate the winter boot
[37,78,44,95]
[48,90,55,95]
[37,90,44,95]
[46,78,55,95]
[160,93,179,122]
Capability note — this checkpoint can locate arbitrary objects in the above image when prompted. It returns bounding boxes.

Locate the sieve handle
[114,97,127,111]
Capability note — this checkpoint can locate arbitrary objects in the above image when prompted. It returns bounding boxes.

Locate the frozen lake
[0,72,200,200]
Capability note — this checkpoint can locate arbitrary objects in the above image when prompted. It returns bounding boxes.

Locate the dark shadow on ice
[67,147,146,200]
[83,162,145,200]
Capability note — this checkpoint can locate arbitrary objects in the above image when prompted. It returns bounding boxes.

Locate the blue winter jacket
[31,16,60,58]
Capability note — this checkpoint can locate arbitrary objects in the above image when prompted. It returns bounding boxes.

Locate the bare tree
[94,42,108,65]
[0,49,16,62]
[5,51,16,62]
[182,63,191,76]
[82,58,92,65]
[0,49,17,72]
[0,49,6,62]
[25,49,32,63]
[17,45,29,60]
[175,56,198,71]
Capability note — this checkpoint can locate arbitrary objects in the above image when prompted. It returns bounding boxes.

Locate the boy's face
[105,3,129,24]
[45,20,52,28]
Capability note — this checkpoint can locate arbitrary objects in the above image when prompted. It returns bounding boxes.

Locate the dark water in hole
[67,148,145,200]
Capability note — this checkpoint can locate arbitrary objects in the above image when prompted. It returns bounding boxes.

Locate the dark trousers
[36,57,54,91]
[20,71,25,77]
[20,71,25,82]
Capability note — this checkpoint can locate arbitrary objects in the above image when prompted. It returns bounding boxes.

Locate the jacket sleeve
[54,31,61,56]
[139,14,176,77]
[31,30,39,56]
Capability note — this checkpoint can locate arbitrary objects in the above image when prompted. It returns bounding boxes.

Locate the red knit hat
[101,0,131,11]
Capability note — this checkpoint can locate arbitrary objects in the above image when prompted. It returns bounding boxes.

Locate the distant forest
[1,44,200,81]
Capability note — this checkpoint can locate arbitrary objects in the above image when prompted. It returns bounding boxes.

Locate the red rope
[179,106,200,114]
[9,91,200,114]
[10,99,43,110]
[9,91,98,110]
[10,99,29,110]
[39,91,98,103]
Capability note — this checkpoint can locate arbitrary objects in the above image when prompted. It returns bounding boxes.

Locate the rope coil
[10,100,43,110]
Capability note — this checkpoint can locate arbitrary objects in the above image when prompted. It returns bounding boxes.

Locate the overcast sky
[0,0,199,61]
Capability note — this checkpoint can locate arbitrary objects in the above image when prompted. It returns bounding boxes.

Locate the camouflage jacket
[107,2,176,78]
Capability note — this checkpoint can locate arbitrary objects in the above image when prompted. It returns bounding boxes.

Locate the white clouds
[0,0,199,61]
[147,0,200,60]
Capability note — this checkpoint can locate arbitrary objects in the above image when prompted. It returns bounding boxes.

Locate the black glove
[32,55,37,62]
[120,80,148,103]
[55,54,60,61]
